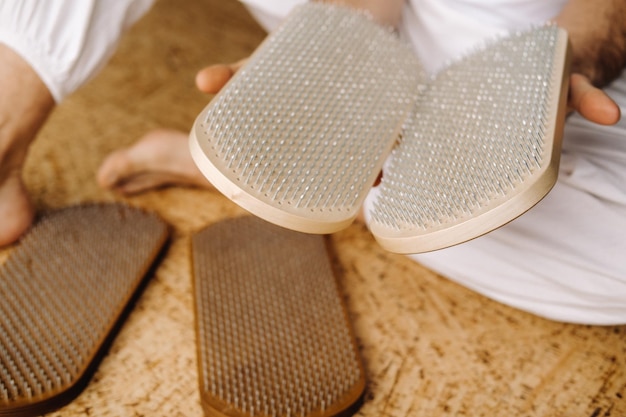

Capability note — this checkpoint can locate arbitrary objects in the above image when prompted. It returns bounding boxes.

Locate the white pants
[361,75,626,325]
[399,85,626,325]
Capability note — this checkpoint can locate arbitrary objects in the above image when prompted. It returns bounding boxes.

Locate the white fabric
[240,0,304,32]
[241,0,626,324]
[399,0,567,73]
[0,0,155,102]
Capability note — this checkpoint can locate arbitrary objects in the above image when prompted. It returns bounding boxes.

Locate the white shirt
[0,0,154,102]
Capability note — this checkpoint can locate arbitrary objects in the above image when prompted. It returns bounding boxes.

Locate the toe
[97,150,131,189]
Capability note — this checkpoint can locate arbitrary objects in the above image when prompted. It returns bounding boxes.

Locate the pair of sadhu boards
[190,2,570,253]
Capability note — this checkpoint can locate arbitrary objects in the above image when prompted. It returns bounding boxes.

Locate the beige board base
[3,0,623,416]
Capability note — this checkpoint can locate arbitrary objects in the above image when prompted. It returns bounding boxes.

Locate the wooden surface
[2,0,624,415]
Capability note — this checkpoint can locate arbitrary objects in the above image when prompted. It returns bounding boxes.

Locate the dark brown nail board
[191,216,365,417]
[0,203,169,417]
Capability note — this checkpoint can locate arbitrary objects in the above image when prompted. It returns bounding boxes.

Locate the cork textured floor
[2,0,624,416]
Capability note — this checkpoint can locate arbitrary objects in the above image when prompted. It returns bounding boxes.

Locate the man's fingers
[195,58,248,94]
[568,73,621,125]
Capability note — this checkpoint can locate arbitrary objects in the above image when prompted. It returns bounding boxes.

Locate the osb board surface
[1,0,623,415]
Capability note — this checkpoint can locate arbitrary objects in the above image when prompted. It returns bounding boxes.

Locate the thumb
[568,73,620,125]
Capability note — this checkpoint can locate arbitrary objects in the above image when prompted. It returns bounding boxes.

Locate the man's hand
[568,73,621,125]
[555,0,625,125]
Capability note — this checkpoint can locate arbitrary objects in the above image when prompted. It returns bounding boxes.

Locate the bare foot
[0,43,54,247]
[97,128,212,195]
[97,61,249,195]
